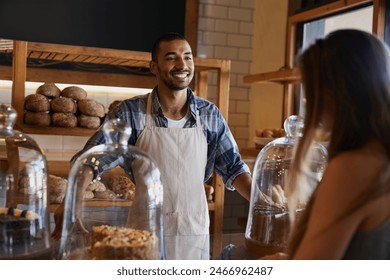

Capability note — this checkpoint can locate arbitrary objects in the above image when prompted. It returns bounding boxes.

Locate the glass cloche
[58,118,164,260]
[245,115,328,258]
[0,104,52,259]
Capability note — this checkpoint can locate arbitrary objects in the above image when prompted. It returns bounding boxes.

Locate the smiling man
[55,32,252,259]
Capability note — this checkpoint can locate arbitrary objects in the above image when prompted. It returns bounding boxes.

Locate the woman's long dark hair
[287,29,390,257]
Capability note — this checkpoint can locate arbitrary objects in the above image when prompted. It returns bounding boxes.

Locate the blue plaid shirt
[73,87,250,190]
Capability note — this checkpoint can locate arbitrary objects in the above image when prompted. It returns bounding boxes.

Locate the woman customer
[263,29,390,260]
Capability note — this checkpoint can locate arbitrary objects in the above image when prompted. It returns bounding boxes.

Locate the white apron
[135,94,210,259]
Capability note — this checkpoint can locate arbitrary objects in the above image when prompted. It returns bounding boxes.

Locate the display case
[245,115,328,257]
[0,104,52,259]
[58,118,164,260]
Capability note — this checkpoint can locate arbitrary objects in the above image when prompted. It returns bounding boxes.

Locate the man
[55,32,252,259]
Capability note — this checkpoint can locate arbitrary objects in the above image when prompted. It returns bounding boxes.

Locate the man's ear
[150,61,157,75]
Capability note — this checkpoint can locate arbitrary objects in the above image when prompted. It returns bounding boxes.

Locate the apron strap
[145,93,153,128]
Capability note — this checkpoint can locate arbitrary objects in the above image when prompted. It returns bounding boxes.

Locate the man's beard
[163,76,192,91]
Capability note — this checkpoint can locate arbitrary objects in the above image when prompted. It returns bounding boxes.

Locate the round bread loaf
[61,86,87,101]
[83,191,95,200]
[108,175,136,200]
[36,83,61,98]
[52,112,78,127]
[78,99,105,118]
[24,94,50,112]
[93,189,116,199]
[49,192,65,204]
[51,97,77,113]
[78,114,101,129]
[24,111,51,126]
[86,180,106,192]
[48,175,68,194]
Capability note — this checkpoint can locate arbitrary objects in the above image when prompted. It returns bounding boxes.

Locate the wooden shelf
[243,67,301,85]
[18,123,97,137]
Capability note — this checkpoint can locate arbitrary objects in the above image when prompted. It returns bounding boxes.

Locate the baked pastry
[51,97,77,113]
[86,180,106,192]
[78,99,105,118]
[61,86,87,101]
[47,175,67,204]
[24,94,50,112]
[93,189,116,199]
[107,175,136,200]
[83,191,94,200]
[24,111,51,126]
[36,83,61,98]
[52,112,78,127]
[78,114,101,129]
[90,225,158,260]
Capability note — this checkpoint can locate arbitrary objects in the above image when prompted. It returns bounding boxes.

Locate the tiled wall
[197,0,254,149]
[197,0,255,233]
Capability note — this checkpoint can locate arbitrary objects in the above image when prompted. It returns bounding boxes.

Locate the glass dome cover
[58,118,164,260]
[245,115,328,257]
[0,104,51,259]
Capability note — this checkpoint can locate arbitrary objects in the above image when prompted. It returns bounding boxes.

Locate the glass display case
[245,115,328,257]
[58,118,164,260]
[0,104,51,259]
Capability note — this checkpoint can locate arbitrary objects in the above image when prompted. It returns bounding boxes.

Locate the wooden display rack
[7,40,231,258]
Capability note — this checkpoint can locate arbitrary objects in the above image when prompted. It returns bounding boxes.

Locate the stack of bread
[44,173,137,204]
[24,83,106,129]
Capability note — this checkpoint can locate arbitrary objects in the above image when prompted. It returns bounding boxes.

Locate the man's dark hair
[151,32,186,62]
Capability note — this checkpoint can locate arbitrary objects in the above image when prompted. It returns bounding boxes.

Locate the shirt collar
[151,87,198,119]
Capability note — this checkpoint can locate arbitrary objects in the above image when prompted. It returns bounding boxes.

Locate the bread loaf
[36,83,61,98]
[24,94,50,112]
[24,111,51,126]
[47,175,67,204]
[61,86,87,101]
[93,189,116,199]
[52,112,78,127]
[86,180,106,192]
[108,175,136,200]
[78,99,105,118]
[48,175,68,194]
[51,97,77,113]
[78,114,101,129]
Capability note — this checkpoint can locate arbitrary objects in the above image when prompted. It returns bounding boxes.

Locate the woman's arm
[292,151,373,259]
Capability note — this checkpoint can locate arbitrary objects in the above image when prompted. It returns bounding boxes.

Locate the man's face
[151,39,194,91]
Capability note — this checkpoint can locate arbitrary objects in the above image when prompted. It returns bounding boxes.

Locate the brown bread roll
[51,97,77,113]
[86,180,106,192]
[36,83,61,98]
[78,114,101,129]
[24,111,51,126]
[83,191,94,200]
[49,192,65,204]
[108,175,136,200]
[24,94,50,112]
[61,86,87,101]
[52,112,78,127]
[78,99,105,118]
[48,175,68,194]
[93,189,116,199]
